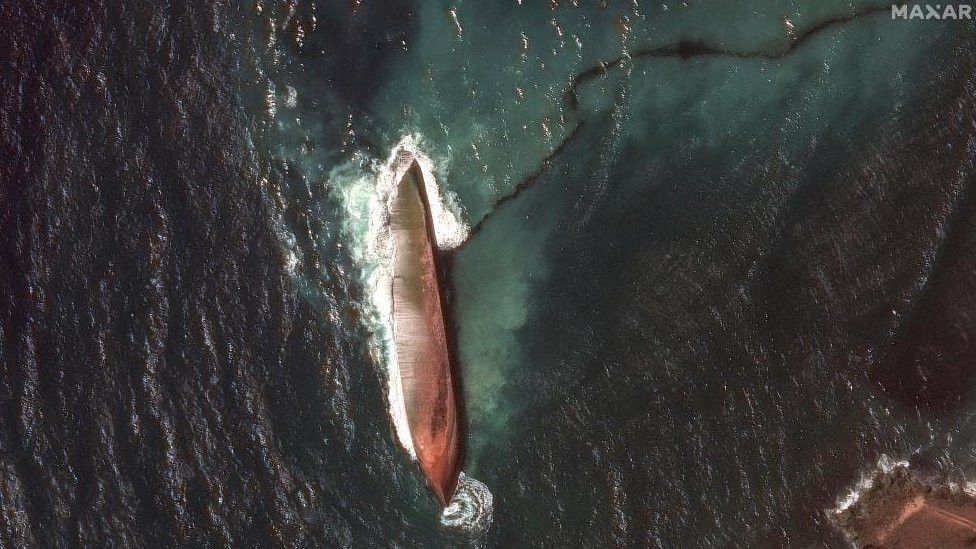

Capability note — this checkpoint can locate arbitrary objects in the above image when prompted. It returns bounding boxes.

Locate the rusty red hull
[390,161,462,505]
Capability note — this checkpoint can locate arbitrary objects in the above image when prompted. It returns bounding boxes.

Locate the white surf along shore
[831,454,911,515]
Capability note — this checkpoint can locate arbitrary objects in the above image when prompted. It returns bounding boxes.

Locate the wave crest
[440,472,494,537]
[831,454,911,514]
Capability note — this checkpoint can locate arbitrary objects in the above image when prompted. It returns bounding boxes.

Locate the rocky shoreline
[833,467,976,548]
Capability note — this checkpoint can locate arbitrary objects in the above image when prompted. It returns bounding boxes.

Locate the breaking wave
[440,472,494,537]
[830,454,911,515]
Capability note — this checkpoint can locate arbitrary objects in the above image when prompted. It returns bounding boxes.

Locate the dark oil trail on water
[2,1,976,546]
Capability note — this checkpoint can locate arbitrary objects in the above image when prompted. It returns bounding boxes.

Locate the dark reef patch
[282,0,417,113]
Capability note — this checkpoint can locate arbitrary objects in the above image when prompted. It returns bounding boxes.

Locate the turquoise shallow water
[370,0,947,460]
[247,1,976,545]
[8,0,974,546]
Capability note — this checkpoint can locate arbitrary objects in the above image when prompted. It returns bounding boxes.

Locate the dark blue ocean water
[3,1,976,546]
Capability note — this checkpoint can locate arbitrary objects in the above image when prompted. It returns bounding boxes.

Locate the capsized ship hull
[389,160,462,505]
